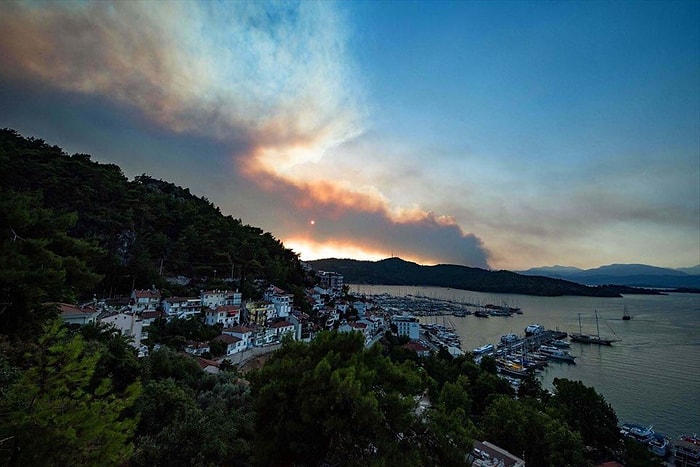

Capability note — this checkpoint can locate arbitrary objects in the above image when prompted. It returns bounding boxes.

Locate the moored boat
[496,359,529,378]
[571,311,617,345]
[499,333,519,346]
[472,343,495,355]
[672,435,700,467]
[648,432,669,458]
[524,323,545,336]
[550,339,570,348]
[620,423,655,444]
[538,345,577,363]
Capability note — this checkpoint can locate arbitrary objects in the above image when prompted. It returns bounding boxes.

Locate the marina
[353,284,700,439]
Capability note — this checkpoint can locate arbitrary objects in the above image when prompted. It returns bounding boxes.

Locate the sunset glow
[0,1,697,270]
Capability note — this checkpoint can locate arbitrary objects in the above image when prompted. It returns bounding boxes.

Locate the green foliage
[551,378,621,458]
[0,128,308,307]
[209,338,228,357]
[142,346,203,389]
[0,319,140,466]
[147,316,220,349]
[250,331,469,466]
[80,321,142,393]
[622,437,665,467]
[132,353,254,466]
[481,396,586,466]
[0,189,102,337]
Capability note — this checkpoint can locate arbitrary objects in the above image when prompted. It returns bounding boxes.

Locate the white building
[58,303,99,326]
[392,315,420,341]
[100,312,144,348]
[213,333,245,355]
[339,321,371,344]
[162,296,202,319]
[201,289,242,309]
[131,288,161,312]
[204,305,241,327]
[264,285,293,318]
[223,325,254,349]
[270,320,296,340]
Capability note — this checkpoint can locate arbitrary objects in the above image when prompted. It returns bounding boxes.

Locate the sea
[352,284,700,438]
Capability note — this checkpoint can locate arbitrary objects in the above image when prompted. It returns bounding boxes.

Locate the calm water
[353,284,700,438]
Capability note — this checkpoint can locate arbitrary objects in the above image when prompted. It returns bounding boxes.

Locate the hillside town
[58,269,401,366]
[55,268,534,466]
[52,268,698,467]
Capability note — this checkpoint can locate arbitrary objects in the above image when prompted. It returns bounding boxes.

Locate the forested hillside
[308,257,633,297]
[0,129,663,466]
[0,128,306,334]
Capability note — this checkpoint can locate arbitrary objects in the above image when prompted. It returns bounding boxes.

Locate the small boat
[622,306,632,321]
[474,310,490,318]
[524,324,545,336]
[550,339,570,348]
[649,433,669,457]
[499,333,519,346]
[472,343,495,355]
[538,345,577,363]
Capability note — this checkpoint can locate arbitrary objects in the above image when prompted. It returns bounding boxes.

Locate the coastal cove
[353,284,700,439]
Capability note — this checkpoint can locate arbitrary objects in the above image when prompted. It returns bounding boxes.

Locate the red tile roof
[214,305,240,313]
[403,341,430,352]
[57,303,96,316]
[133,289,161,299]
[195,356,220,369]
[227,325,253,334]
[214,334,241,344]
[270,321,294,329]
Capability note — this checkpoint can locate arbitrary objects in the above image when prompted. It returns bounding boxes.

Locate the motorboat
[472,343,495,355]
[499,333,519,346]
[524,323,544,336]
[648,433,669,457]
[538,345,576,363]
[550,339,570,348]
[620,423,655,444]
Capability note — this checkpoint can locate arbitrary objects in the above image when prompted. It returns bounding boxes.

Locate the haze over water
[354,284,700,438]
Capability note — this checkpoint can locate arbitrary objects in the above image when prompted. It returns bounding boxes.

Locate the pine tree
[0,319,140,466]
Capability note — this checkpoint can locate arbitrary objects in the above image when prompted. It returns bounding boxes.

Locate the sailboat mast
[578,313,582,334]
[595,310,601,337]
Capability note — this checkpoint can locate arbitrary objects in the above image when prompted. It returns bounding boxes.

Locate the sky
[0,0,698,271]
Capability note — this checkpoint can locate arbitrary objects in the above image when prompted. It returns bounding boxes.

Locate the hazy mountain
[307,257,640,297]
[519,263,700,288]
[676,265,700,275]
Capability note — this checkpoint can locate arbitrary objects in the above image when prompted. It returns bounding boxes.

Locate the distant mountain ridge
[306,257,649,297]
[519,263,700,288]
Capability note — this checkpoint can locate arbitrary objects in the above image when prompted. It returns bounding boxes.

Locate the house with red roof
[223,325,254,349]
[269,320,296,340]
[58,303,100,326]
[213,333,244,355]
[205,305,241,327]
[131,288,161,312]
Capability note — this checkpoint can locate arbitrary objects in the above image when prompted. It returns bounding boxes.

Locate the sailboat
[570,311,616,346]
[622,306,632,321]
